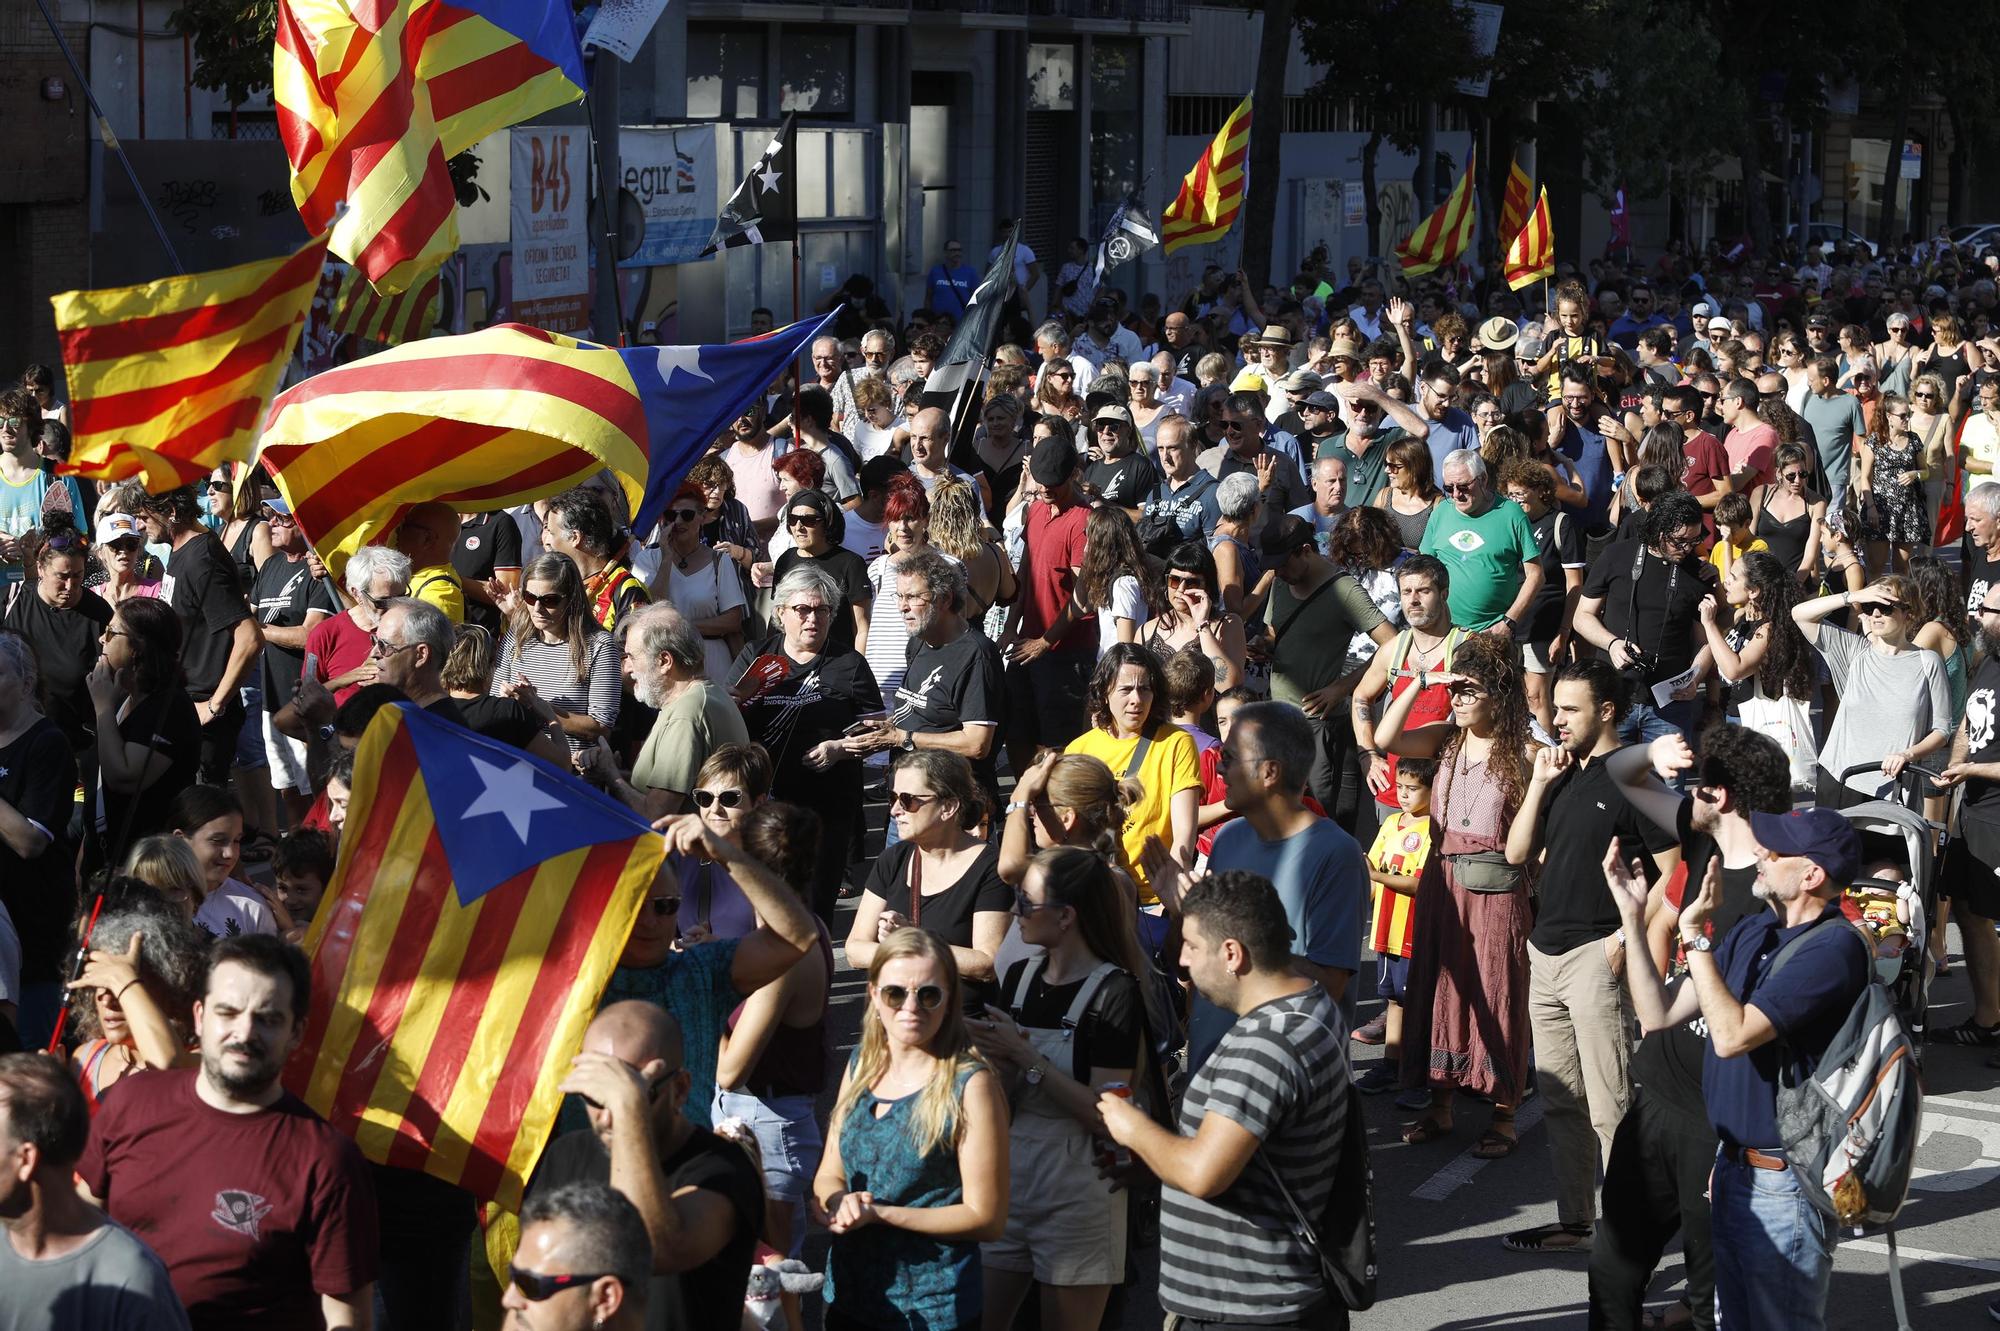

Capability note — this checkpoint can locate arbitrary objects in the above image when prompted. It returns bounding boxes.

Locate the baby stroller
[1827,771,1942,1070]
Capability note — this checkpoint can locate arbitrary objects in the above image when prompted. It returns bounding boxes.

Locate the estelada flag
[331,265,442,347]
[285,702,662,1207]
[258,312,832,577]
[1161,94,1251,255]
[1396,149,1478,276]
[1504,187,1555,291]
[1499,155,1533,252]
[52,233,328,492]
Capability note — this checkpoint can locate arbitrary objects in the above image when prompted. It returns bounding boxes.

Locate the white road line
[1924,1094,2000,1116]
[1410,1097,1546,1201]
[1843,1238,2000,1276]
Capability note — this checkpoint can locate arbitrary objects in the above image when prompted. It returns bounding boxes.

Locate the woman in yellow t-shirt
[1059,644,1201,903]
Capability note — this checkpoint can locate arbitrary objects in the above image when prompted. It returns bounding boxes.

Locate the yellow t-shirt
[410,563,466,624]
[1366,810,1430,958]
[1708,536,1768,580]
[1063,724,1203,904]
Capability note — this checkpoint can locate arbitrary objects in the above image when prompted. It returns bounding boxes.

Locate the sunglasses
[0,417,24,431]
[692,788,746,810]
[1013,889,1054,917]
[669,508,701,524]
[508,1265,615,1302]
[1446,681,1487,697]
[105,538,144,555]
[787,512,824,528]
[1221,422,1247,434]
[876,982,946,1012]
[519,590,563,609]
[43,530,86,552]
[1859,601,1909,617]
[1166,573,1204,587]
[646,895,682,916]
[786,602,832,618]
[1779,471,1806,482]
[1441,481,1476,496]
[261,510,296,526]
[890,791,936,812]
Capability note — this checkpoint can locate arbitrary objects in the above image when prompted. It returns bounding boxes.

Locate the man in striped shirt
[1098,869,1350,1330]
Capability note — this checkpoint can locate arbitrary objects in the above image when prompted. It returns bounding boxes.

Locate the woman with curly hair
[1375,632,1538,1157]
[1328,505,1406,674]
[1140,542,1246,693]
[1062,643,1200,905]
[1698,550,1820,795]
[1909,553,1971,731]
[66,888,207,1108]
[1075,506,1163,658]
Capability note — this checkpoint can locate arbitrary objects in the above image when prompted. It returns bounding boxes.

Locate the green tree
[169,0,278,108]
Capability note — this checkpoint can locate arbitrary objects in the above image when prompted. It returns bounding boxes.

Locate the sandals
[1472,1128,1520,1160]
[1501,1221,1593,1254]
[1400,1115,1453,1146]
[1932,1018,2000,1047]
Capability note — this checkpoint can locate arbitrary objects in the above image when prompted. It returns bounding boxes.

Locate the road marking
[1912,1110,2000,1192]
[1924,1094,2000,1116]
[1410,1097,1545,1201]
[1843,1238,2000,1276]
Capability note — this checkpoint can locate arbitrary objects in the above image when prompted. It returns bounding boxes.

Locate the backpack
[1768,916,1922,1330]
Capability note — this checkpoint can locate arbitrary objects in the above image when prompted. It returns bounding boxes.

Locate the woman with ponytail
[813,929,1008,1331]
[998,752,1140,897]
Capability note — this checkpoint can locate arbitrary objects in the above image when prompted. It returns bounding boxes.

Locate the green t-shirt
[1317,427,1398,512]
[1418,495,1539,630]
[1264,570,1388,704]
[633,678,750,798]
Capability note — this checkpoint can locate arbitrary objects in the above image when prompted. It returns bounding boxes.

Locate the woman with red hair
[864,475,951,703]
[754,449,831,588]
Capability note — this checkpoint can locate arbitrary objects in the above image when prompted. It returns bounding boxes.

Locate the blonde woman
[119,835,206,920]
[928,476,1016,632]
[813,930,1007,1331]
[1908,371,1965,537]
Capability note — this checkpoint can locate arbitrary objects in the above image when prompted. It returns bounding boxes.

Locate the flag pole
[791,241,802,432]
[32,0,184,275]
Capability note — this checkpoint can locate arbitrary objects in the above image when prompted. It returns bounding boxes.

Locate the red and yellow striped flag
[1161,94,1252,255]
[285,701,660,1207]
[331,265,442,346]
[1395,149,1478,276]
[1504,187,1555,291]
[52,233,328,492]
[1499,155,1533,253]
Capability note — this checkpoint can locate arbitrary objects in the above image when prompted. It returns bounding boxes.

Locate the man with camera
[1571,492,1715,748]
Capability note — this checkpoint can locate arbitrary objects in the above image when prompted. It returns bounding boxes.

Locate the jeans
[1588,1092,1719,1330]
[715,1087,823,1257]
[1618,697,1698,749]
[1709,1147,1834,1330]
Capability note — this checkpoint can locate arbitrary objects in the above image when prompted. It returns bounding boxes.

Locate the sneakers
[1351,1013,1388,1045]
[1354,1063,1399,1094]
[1395,1086,1433,1111]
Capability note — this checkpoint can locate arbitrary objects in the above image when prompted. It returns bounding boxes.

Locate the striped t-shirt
[492,630,621,753]
[1159,985,1346,1324]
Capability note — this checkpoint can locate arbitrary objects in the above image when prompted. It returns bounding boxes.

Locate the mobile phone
[843,711,889,737]
[304,651,319,682]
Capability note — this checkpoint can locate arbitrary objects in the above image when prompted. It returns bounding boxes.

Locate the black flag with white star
[700,114,797,256]
[1090,195,1159,288]
[922,225,1018,403]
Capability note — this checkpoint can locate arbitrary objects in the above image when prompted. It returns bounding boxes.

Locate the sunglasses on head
[692,788,745,810]
[507,1265,615,1302]
[876,982,946,1012]
[42,530,86,553]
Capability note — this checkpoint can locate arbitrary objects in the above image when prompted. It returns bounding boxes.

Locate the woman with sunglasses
[1372,436,1442,552]
[87,597,198,860]
[656,479,748,683]
[1127,362,1171,448]
[1793,576,1952,809]
[814,929,1006,1331]
[847,750,1009,991]
[772,488,872,658]
[1141,542,1246,693]
[493,552,621,753]
[1033,360,1083,426]
[970,846,1151,1331]
[715,800,834,1256]
[1855,391,1930,575]
[663,743,776,942]
[90,511,161,606]
[1373,633,1536,1156]
[210,466,277,594]
[0,388,86,592]
[1747,442,1827,577]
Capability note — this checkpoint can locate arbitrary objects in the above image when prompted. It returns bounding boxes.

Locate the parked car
[1797,222,1879,259]
[1950,223,2000,253]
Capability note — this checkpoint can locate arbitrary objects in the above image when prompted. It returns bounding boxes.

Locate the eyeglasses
[100,625,132,642]
[669,508,701,524]
[787,512,824,529]
[1661,530,1702,551]
[1012,889,1054,917]
[1976,603,2000,615]
[508,1265,616,1302]
[368,636,416,658]
[876,982,946,1012]
[786,602,832,619]
[890,791,936,812]
[519,590,562,609]
[692,788,746,810]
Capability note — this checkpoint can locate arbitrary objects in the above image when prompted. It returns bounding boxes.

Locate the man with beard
[78,935,378,1330]
[1499,661,1677,1257]
[1350,556,1468,841]
[1928,592,2000,1056]
[588,601,749,821]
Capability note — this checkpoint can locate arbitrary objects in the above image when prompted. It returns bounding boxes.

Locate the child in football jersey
[1354,756,1434,1094]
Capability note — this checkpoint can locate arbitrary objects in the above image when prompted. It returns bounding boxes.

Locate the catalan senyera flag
[275,0,586,293]
[1395,149,1478,276]
[1504,187,1555,291]
[52,233,328,492]
[1499,156,1533,253]
[284,701,661,1207]
[331,265,442,346]
[1160,94,1251,255]
[259,313,833,576]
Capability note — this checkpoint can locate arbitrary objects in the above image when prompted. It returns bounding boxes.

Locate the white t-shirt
[994,241,1039,290]
[1097,574,1151,659]
[195,881,279,940]
[843,512,888,563]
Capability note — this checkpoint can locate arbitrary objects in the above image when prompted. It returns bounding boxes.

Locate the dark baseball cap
[1304,390,1341,411]
[1029,433,1080,485]
[1259,514,1318,561]
[1748,808,1861,885]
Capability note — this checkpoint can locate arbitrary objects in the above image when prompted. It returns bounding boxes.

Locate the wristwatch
[1005,801,1029,816]
[1681,931,1713,953]
[1024,1060,1046,1086]
[900,729,916,752]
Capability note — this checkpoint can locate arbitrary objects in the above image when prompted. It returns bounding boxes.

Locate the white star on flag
[651,345,714,386]
[461,754,567,843]
[757,162,783,194]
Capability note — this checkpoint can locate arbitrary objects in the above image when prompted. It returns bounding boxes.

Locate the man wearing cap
[1293,388,1345,466]
[1605,805,1871,1331]
[1076,299,1144,371]
[1269,368,1321,434]
[1140,416,1220,547]
[1084,403,1159,516]
[1263,514,1394,824]
[1418,450,1543,637]
[1198,392,1312,542]
[1001,432,1096,767]
[250,495,339,821]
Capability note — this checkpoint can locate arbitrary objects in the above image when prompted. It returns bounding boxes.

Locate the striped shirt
[492,629,621,753]
[1159,985,1346,1324]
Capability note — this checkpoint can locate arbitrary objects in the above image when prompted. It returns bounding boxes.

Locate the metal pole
[31,0,183,273]
[791,243,802,427]
[136,0,146,141]
[586,56,625,345]
[1418,101,1438,211]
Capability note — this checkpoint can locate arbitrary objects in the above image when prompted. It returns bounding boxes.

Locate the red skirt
[1397,854,1532,1103]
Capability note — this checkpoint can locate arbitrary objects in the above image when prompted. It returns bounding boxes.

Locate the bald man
[532,1002,766,1331]
[393,502,466,624]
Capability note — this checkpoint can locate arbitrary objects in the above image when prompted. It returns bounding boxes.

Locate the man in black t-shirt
[1083,405,1160,517]
[1961,483,2000,621]
[1932,598,2000,1052]
[533,1002,764,1331]
[1502,661,1678,1258]
[251,499,339,819]
[1587,726,1791,1331]
[452,510,523,633]
[140,486,262,784]
[1573,492,1714,749]
[858,550,1004,802]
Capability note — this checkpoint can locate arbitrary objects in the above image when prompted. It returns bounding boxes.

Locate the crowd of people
[2,220,1999,1331]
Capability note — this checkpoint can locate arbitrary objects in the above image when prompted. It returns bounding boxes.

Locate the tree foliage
[170,0,279,108]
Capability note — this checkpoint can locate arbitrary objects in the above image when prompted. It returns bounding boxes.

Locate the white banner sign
[510,127,590,332]
[581,0,672,64]
[619,125,718,268]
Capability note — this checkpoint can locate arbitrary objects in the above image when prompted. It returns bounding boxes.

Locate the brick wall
[2,2,89,374]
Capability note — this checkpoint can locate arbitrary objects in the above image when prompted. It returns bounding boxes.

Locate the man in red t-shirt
[80,936,378,1330]
[1718,380,1778,496]
[1664,384,1734,539]
[1000,432,1098,769]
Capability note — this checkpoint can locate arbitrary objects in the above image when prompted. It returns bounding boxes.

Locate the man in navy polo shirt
[1604,805,1869,1331]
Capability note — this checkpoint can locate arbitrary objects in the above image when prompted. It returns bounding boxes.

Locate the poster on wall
[619,126,718,268]
[510,126,590,333]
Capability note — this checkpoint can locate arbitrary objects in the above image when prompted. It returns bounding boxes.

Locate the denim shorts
[712,1088,822,1203]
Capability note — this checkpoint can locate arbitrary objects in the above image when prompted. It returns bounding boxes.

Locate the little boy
[1709,490,1767,578]
[1354,756,1434,1097]
[272,827,336,944]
